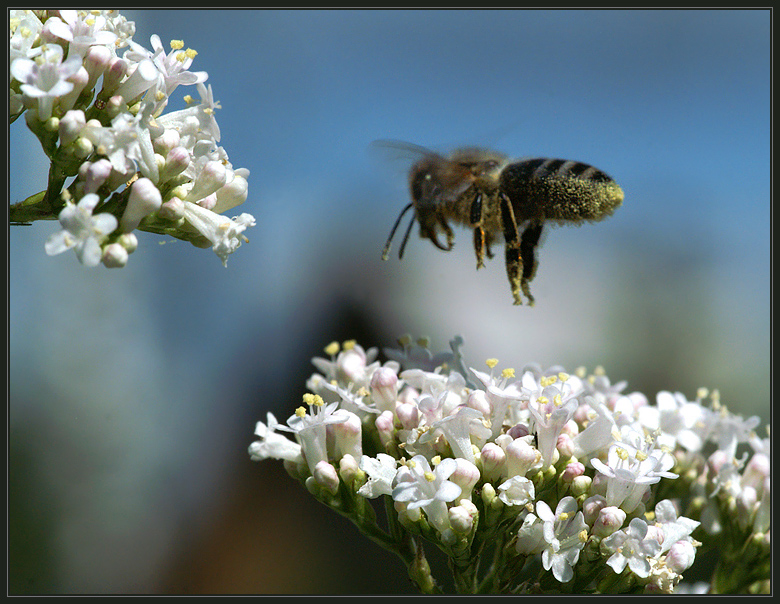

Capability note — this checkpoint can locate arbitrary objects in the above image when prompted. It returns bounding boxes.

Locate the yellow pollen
[398,334,412,347]
[558,372,570,382]
[175,51,188,63]
[537,396,548,406]
[424,471,435,482]
[594,365,605,376]
[302,393,316,405]
[578,530,588,543]
[295,406,306,418]
[185,48,198,60]
[155,90,166,101]
[324,341,340,356]
[486,358,499,369]
[85,17,95,26]
[204,107,213,116]
[575,366,587,378]
[635,451,647,462]
[553,394,562,407]
[697,387,709,400]
[342,339,356,351]
[170,39,184,50]
[616,447,629,461]
[311,395,324,407]
[559,512,569,521]
[541,375,556,387]
[183,94,194,105]
[502,368,515,379]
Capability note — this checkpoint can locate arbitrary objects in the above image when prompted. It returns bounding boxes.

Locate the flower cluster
[249,336,770,594]
[9,9,254,268]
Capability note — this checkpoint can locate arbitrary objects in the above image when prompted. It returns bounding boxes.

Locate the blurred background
[9,9,769,595]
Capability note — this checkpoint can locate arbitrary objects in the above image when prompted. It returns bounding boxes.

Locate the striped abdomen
[500,158,624,223]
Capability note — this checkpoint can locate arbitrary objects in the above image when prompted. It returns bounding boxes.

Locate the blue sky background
[9,9,770,594]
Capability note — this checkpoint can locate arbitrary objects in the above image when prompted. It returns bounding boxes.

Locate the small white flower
[44,193,117,266]
[248,412,302,464]
[181,201,256,267]
[392,455,462,533]
[10,43,82,120]
[601,517,663,579]
[538,497,589,583]
[357,453,397,499]
[496,475,535,506]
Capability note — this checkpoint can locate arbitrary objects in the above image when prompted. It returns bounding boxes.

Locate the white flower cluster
[9,10,254,267]
[249,336,770,594]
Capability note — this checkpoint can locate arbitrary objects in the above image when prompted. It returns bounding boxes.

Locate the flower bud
[101,242,129,268]
[395,401,419,430]
[100,57,128,97]
[120,177,162,232]
[338,454,360,485]
[159,146,191,182]
[117,232,138,254]
[466,390,491,416]
[312,460,340,496]
[82,159,113,194]
[449,501,477,534]
[332,410,362,460]
[375,410,395,450]
[592,506,626,537]
[213,173,250,214]
[186,160,227,203]
[370,366,398,413]
[666,540,696,573]
[479,442,506,482]
[158,197,185,221]
[582,494,607,525]
[59,109,85,146]
[449,458,480,501]
[561,460,585,483]
[505,436,540,478]
[84,44,112,90]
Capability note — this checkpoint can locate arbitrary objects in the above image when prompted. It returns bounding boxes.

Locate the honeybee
[376,140,624,306]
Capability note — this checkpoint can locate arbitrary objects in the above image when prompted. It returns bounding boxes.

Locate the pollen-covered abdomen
[500,158,624,223]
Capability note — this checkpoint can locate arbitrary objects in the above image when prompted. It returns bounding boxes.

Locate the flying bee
[376,140,624,306]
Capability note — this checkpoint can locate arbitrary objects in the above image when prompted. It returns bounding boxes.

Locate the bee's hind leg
[518,220,544,307]
[499,192,526,305]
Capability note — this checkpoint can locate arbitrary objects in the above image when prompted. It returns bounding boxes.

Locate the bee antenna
[381,202,414,261]
[398,210,417,260]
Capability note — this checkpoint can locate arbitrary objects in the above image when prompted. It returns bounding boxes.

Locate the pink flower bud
[592,505,626,537]
[666,540,696,573]
[370,366,398,413]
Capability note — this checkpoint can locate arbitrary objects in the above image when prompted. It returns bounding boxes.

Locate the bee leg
[519,221,544,307]
[473,226,487,269]
[498,192,524,305]
[469,192,488,268]
[438,216,455,250]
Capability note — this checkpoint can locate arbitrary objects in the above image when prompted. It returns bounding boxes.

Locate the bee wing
[369,139,446,167]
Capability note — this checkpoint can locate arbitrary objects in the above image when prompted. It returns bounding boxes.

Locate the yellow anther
[537,396,548,406]
[541,375,557,387]
[594,365,605,376]
[553,394,562,407]
[302,393,316,405]
[295,406,306,418]
[431,455,441,466]
[502,368,515,379]
[342,339,356,351]
[578,530,588,543]
[417,336,430,348]
[559,511,569,521]
[183,94,194,105]
[635,451,647,462]
[311,394,324,407]
[324,341,340,356]
[185,48,198,60]
[558,372,570,382]
[486,358,499,369]
[424,471,435,482]
[398,334,412,347]
[616,447,629,461]
[170,39,184,50]
[697,387,709,400]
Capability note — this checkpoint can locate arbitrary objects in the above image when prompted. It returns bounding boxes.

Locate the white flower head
[10,43,82,120]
